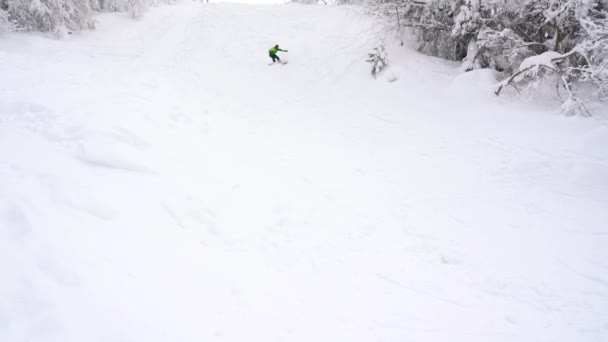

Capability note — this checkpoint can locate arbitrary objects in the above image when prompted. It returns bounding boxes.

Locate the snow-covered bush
[367,44,388,78]
[495,51,570,98]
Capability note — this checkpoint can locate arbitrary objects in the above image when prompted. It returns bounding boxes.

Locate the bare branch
[495,66,535,96]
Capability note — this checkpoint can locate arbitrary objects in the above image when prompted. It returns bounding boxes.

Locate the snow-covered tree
[416,0,466,60]
[571,16,608,102]
[5,0,95,33]
[93,0,129,12]
[495,15,608,115]
[2,0,177,35]
[0,7,13,34]
[370,0,608,114]
[128,0,148,19]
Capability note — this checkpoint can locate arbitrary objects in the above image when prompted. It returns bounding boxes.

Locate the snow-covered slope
[1,2,607,342]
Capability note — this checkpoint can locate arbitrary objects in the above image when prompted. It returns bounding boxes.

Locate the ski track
[1,2,608,342]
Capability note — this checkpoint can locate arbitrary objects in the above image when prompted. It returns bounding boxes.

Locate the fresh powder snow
[1,2,607,342]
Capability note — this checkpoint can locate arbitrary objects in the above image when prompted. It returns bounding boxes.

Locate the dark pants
[269,53,280,63]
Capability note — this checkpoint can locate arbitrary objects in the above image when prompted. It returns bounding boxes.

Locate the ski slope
[1,2,608,342]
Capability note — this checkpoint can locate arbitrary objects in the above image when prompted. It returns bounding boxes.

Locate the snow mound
[449,68,498,97]
[382,66,401,82]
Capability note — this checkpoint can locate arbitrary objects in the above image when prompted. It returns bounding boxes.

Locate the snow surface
[1,2,608,342]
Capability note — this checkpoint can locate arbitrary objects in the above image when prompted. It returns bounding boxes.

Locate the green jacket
[269,46,286,55]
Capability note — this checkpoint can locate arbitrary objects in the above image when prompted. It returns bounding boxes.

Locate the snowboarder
[269,44,288,64]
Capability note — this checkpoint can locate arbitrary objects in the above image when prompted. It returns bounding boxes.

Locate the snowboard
[268,61,288,66]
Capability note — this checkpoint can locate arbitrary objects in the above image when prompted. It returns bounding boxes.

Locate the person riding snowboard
[269,44,288,63]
